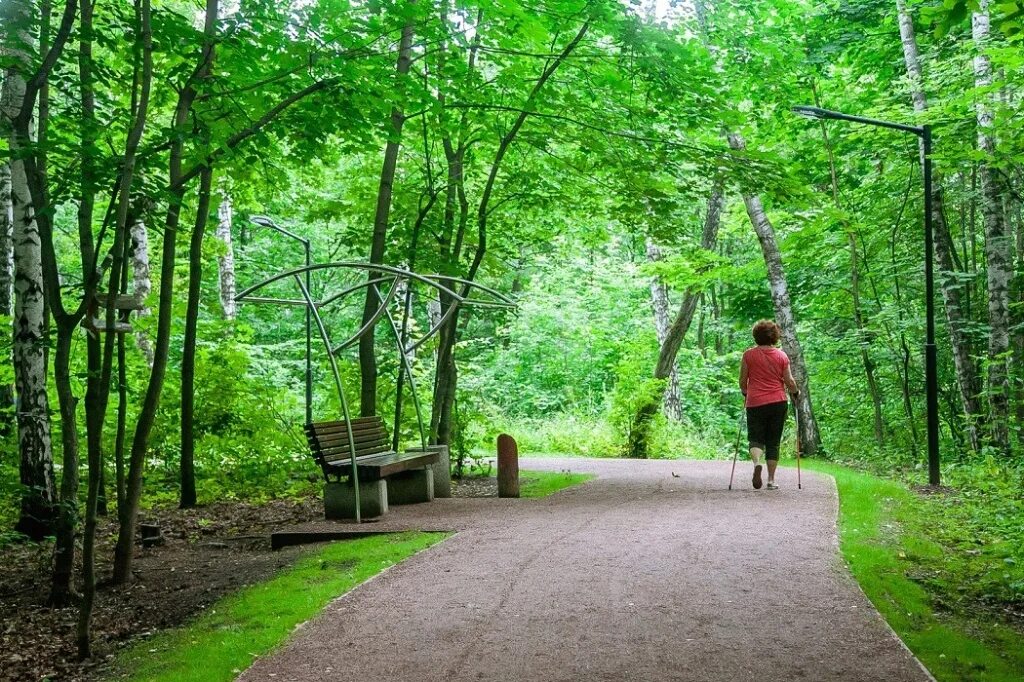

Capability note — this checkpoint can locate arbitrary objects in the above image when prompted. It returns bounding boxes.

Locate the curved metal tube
[292,274,362,524]
[242,296,316,307]
[405,294,465,355]
[330,280,401,354]
[373,283,428,451]
[236,261,466,305]
[317,276,396,309]
[459,298,518,309]
[417,274,517,307]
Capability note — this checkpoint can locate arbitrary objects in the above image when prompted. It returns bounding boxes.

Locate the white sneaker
[766,482,779,490]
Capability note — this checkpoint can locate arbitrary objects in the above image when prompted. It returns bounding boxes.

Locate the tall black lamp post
[250,216,314,427]
[791,105,940,486]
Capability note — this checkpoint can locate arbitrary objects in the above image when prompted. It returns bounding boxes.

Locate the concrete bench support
[324,479,388,520]
[386,466,434,505]
[406,445,451,498]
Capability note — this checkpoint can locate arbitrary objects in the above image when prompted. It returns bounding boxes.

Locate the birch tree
[0,141,13,439]
[728,133,823,455]
[129,216,155,366]
[627,190,723,458]
[896,0,984,448]
[645,240,683,421]
[972,0,1013,450]
[2,2,57,541]
[216,191,237,320]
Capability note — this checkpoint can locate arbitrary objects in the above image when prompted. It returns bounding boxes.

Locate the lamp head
[249,215,277,228]
[791,105,832,121]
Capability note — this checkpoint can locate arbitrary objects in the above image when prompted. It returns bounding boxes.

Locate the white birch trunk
[896,0,984,448]
[2,62,56,529]
[0,160,12,319]
[0,155,14,427]
[728,133,822,455]
[645,239,683,421]
[129,217,155,367]
[215,192,237,320]
[1015,209,1024,442]
[972,2,1012,449]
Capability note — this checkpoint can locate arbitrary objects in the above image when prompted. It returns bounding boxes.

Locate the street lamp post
[791,105,940,486]
[250,216,314,427]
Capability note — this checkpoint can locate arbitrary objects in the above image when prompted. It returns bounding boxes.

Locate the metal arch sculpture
[234,262,515,523]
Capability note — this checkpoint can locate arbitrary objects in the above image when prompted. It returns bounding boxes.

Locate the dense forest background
[2,0,1023,659]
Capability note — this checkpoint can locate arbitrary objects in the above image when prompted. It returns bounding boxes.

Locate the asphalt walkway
[240,458,933,682]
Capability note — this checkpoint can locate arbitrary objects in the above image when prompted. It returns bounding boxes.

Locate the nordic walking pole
[728,408,744,490]
[793,398,802,490]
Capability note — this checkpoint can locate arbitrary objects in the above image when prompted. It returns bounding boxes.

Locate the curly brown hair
[752,319,781,346]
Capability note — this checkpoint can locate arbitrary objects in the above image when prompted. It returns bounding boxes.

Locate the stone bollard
[497,433,520,498]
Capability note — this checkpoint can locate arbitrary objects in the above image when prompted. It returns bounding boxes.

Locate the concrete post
[497,433,519,498]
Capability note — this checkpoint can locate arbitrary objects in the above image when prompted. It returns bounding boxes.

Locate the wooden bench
[305,416,441,519]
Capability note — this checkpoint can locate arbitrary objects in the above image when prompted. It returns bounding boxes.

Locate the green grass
[107,531,447,682]
[798,460,1024,682]
[519,469,595,497]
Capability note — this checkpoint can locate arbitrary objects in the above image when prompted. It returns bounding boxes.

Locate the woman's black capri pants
[746,400,788,461]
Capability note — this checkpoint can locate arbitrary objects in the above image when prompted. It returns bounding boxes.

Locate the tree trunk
[115,190,185,585]
[972,2,1012,451]
[49,323,80,606]
[360,10,416,417]
[77,0,111,642]
[10,158,56,540]
[431,18,591,447]
[0,156,14,439]
[180,168,213,510]
[114,0,219,585]
[129,216,155,367]
[6,0,85,603]
[628,189,723,458]
[3,58,56,541]
[710,284,723,355]
[430,144,466,445]
[216,190,236,320]
[1015,205,1024,443]
[645,240,683,421]
[896,0,984,448]
[728,133,822,455]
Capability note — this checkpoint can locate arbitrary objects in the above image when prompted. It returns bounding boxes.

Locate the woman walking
[739,320,799,490]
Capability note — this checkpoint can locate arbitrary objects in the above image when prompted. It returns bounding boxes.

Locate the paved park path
[240,458,934,682]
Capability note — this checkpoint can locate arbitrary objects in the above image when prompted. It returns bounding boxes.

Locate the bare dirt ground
[0,498,323,682]
[241,458,934,682]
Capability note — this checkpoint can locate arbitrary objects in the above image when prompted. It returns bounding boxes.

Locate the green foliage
[488,415,622,458]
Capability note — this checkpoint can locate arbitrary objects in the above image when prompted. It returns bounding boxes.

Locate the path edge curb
[824,472,939,682]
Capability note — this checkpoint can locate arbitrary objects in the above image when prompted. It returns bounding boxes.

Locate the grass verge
[519,469,595,497]
[107,531,447,682]
[799,460,1024,682]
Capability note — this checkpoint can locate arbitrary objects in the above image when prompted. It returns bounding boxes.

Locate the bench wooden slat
[307,415,383,428]
[321,442,392,461]
[322,442,391,460]
[309,430,387,450]
[307,423,385,440]
[306,416,383,432]
[321,450,438,481]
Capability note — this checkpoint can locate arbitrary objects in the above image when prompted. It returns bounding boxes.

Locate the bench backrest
[305,416,392,470]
